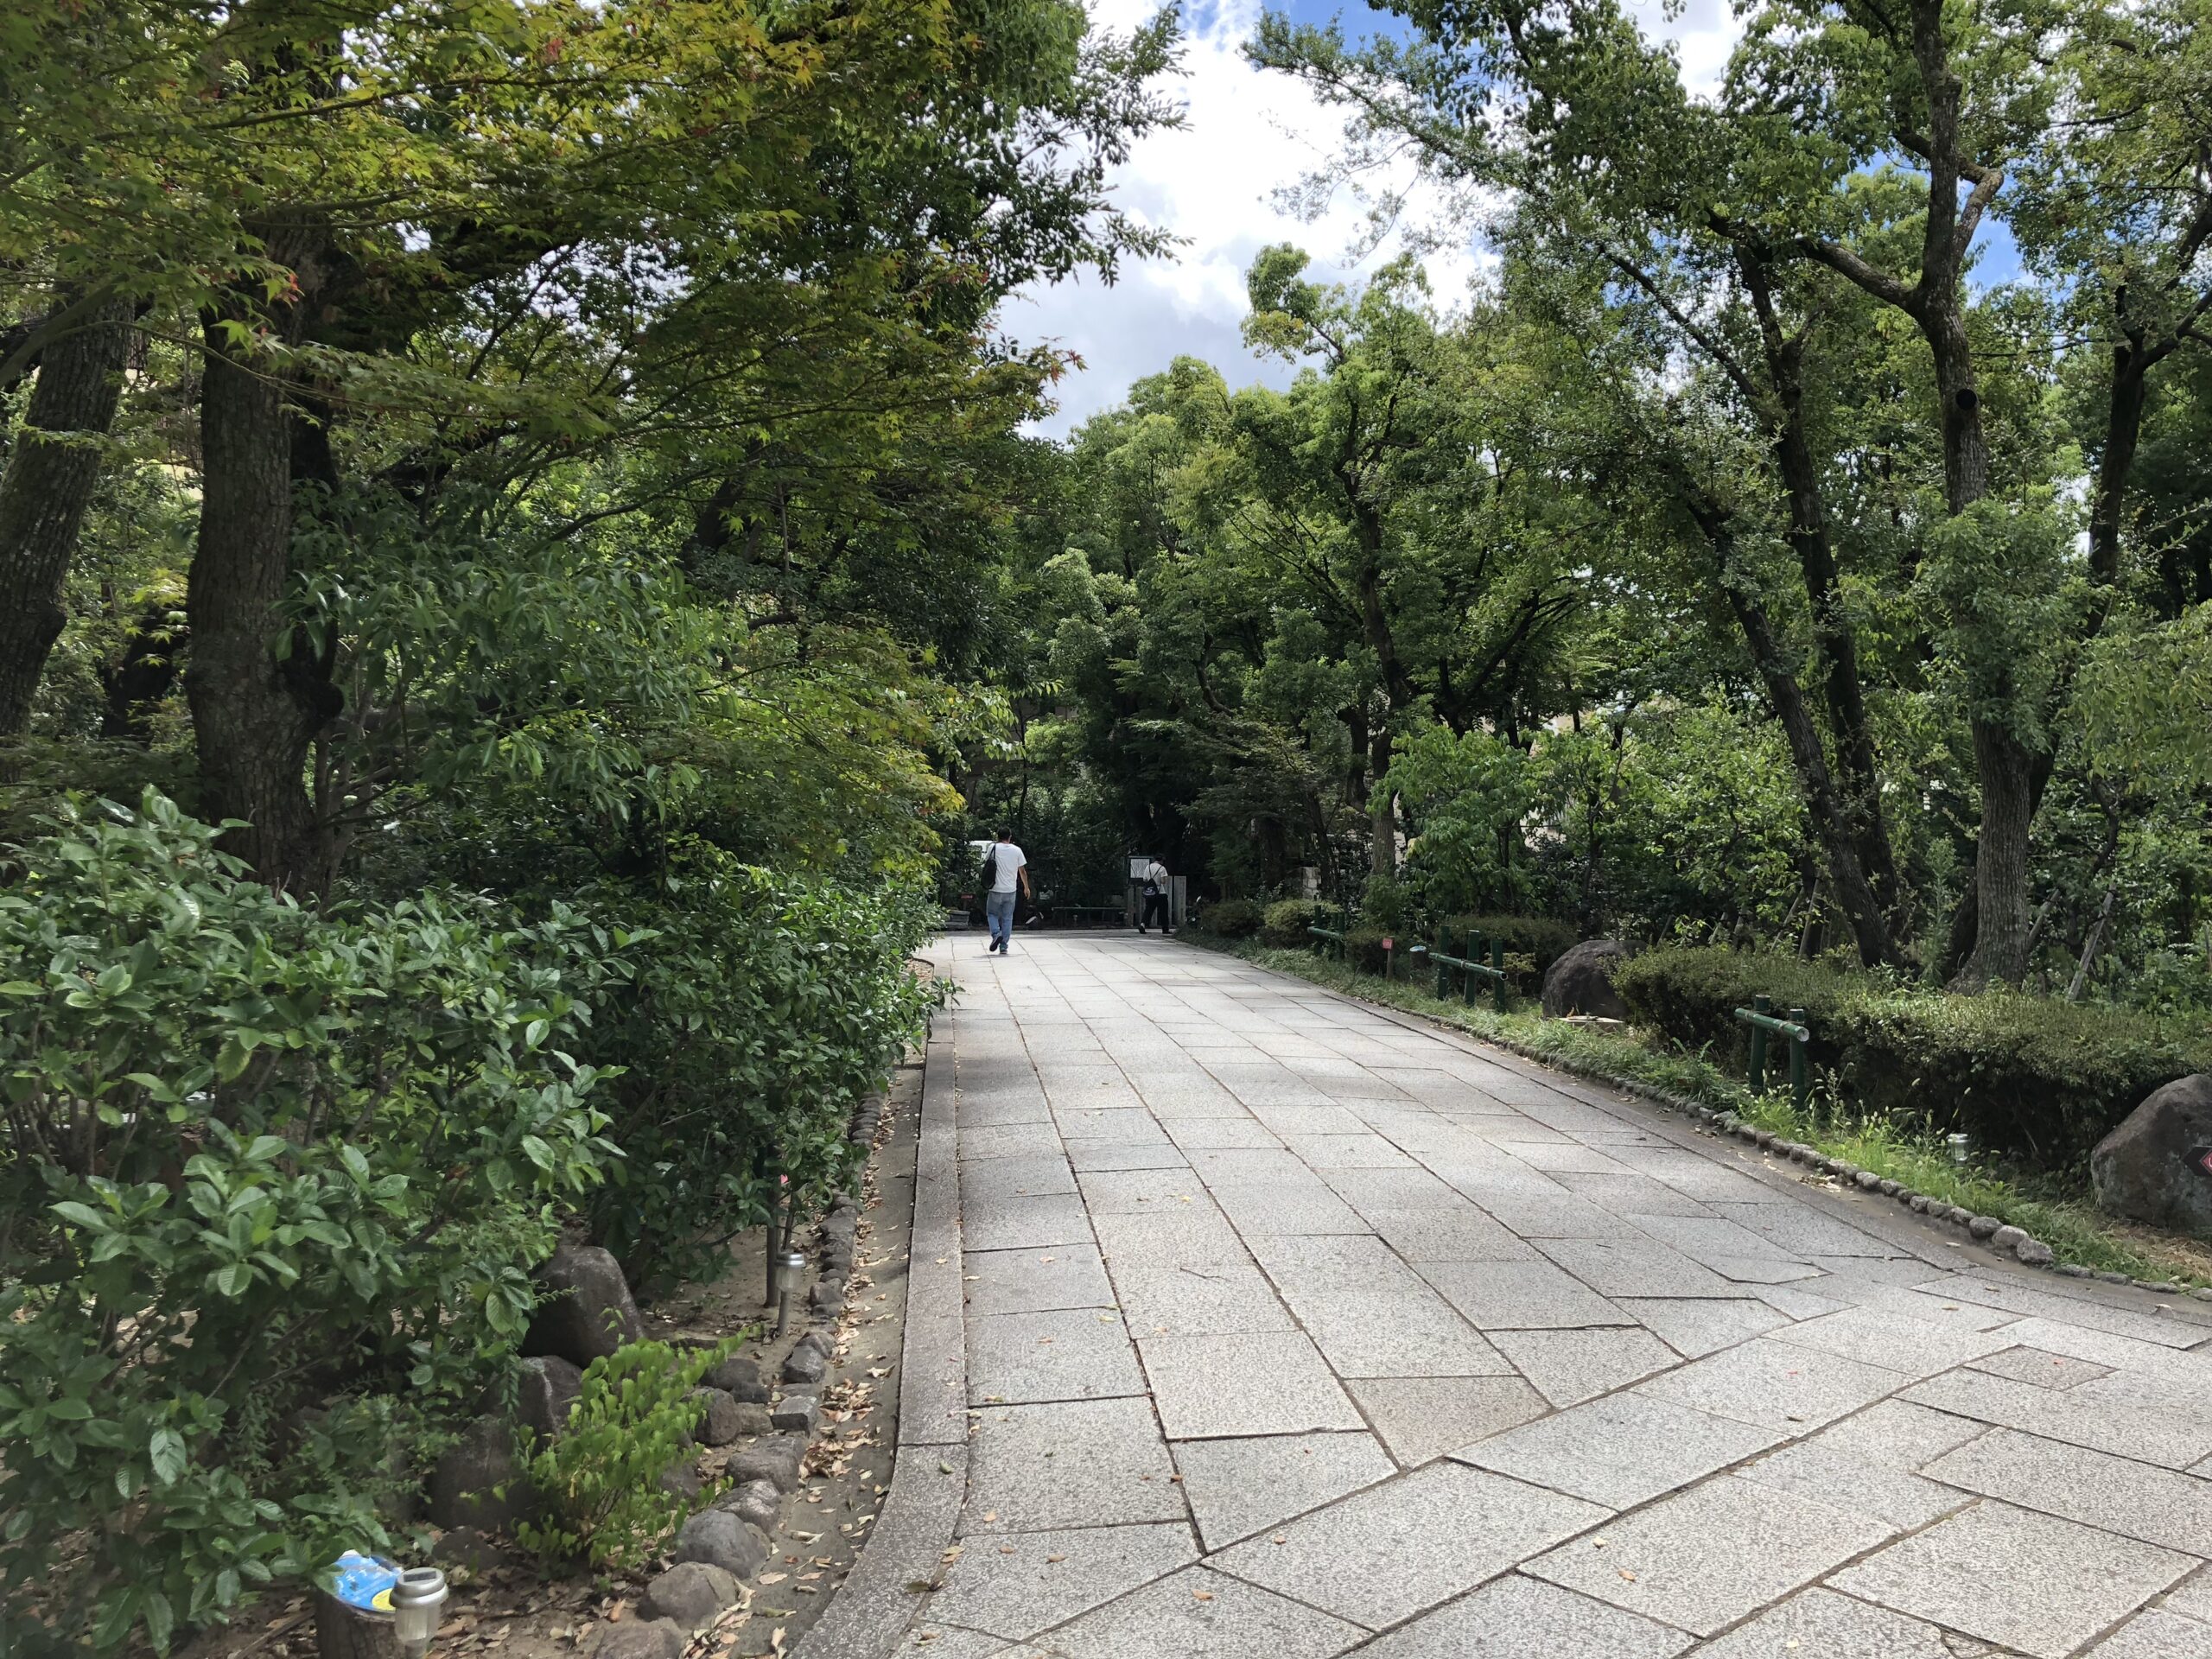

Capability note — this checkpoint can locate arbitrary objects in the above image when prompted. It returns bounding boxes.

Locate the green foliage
[1613,948,2212,1166]
[1261,898,1335,948]
[515,1339,732,1572]
[0,792,621,1653]
[1434,915,1581,982]
[582,852,942,1289]
[1198,898,1264,938]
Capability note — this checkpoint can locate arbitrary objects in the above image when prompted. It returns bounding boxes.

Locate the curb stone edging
[1256,956,2212,1309]
[787,1018,967,1659]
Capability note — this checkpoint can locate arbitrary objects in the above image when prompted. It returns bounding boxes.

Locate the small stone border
[608,1083,918,1659]
[1248,950,2212,1309]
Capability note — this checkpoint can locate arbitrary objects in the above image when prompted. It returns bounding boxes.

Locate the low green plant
[1433,914,1581,982]
[0,791,625,1654]
[1260,897,1333,948]
[1611,947,2212,1166]
[514,1338,734,1571]
[1198,897,1264,938]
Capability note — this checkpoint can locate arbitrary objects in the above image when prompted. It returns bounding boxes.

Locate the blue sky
[1015,0,2019,439]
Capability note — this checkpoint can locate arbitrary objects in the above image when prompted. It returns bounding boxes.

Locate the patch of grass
[1210,938,2207,1288]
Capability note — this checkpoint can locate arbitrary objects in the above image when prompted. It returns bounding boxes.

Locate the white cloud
[1010,0,1488,440]
[1009,0,1744,439]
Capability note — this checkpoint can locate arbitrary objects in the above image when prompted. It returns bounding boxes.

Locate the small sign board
[1128,855,1154,880]
[1381,938,1394,950]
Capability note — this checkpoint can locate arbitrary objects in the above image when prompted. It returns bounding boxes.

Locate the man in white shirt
[982,830,1030,955]
[1139,857,1172,935]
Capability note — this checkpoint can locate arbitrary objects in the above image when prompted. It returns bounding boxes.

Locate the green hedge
[1612,947,2212,1167]
[1261,898,1335,948]
[1200,898,1264,938]
[1434,914,1580,981]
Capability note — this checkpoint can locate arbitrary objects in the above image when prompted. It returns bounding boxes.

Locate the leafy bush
[0,792,623,1654]
[1199,898,1263,938]
[1344,926,1399,976]
[582,845,941,1290]
[1613,946,2212,1165]
[1261,898,1335,947]
[516,1338,733,1571]
[1434,914,1581,982]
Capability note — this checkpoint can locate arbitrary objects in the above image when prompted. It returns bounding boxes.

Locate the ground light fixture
[1948,1132,1972,1165]
[773,1249,808,1335]
[391,1567,449,1659]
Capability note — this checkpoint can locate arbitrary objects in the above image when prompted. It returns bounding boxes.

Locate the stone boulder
[719,1478,782,1530]
[429,1414,537,1535]
[524,1244,643,1367]
[695,1388,747,1446]
[670,1510,770,1578]
[639,1562,739,1630]
[2092,1075,2212,1239]
[477,1355,584,1446]
[706,1354,769,1404]
[1541,938,1638,1020]
[594,1619,686,1659]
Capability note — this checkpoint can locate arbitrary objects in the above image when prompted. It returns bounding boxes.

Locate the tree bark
[1686,495,1897,970]
[187,294,340,893]
[1738,254,1904,938]
[1368,720,1395,878]
[0,296,133,736]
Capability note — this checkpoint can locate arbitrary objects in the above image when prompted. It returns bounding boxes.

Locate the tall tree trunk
[0,296,133,736]
[187,298,338,893]
[1367,721,1395,879]
[1688,494,1897,970]
[2088,341,2150,591]
[1738,255,1904,936]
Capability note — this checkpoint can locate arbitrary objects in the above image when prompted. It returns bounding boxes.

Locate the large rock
[2092,1075,2212,1239]
[706,1354,768,1404]
[429,1414,538,1535]
[478,1355,584,1446]
[593,1619,686,1659]
[1541,938,1637,1020]
[524,1244,643,1366]
[695,1388,747,1446]
[718,1478,782,1530]
[670,1510,770,1578]
[728,1433,807,1492]
[639,1562,739,1630]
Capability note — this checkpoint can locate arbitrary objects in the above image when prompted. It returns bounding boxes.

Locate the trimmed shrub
[1261,898,1335,948]
[1200,898,1264,938]
[1435,914,1580,982]
[1613,947,2212,1166]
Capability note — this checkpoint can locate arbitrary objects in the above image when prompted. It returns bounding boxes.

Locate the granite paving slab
[1524,1473,1895,1636]
[922,1522,1198,1640]
[1634,1335,1905,1433]
[1829,1499,2196,1657]
[967,1307,1146,1405]
[1352,1572,1693,1658]
[1615,1295,1789,1357]
[963,1396,1185,1533]
[1921,1426,2212,1554]
[1344,1375,1550,1467]
[2086,1608,2212,1657]
[1488,1325,1679,1406]
[1138,1330,1364,1439]
[1030,1566,1364,1659]
[1169,1429,1397,1551]
[1208,1460,1611,1630]
[1416,1258,1637,1330]
[1690,1587,2002,1658]
[961,1244,1116,1318]
[1455,1390,1785,1509]
[1732,1399,1986,1530]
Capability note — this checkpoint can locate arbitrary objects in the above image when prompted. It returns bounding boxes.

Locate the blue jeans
[986,890,1017,949]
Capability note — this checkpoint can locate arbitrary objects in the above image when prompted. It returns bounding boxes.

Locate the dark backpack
[980,848,999,888]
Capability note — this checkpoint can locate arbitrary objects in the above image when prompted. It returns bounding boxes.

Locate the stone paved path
[896,936,2212,1658]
